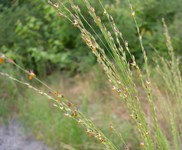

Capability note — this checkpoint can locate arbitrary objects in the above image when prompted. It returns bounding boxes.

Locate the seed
[125,146,129,150]
[67,102,73,107]
[138,123,142,128]
[0,54,5,64]
[109,124,113,131]
[139,142,144,148]
[53,103,58,107]
[71,110,78,117]
[99,137,105,144]
[59,106,63,110]
[28,71,36,80]
[146,131,149,136]
[64,113,70,118]
[53,3,59,9]
[77,119,81,124]
[89,7,95,13]
[130,114,133,119]
[125,41,128,47]
[103,10,107,15]
[56,98,60,102]
[73,19,78,27]
[89,131,94,138]
[86,129,90,135]
[112,86,117,91]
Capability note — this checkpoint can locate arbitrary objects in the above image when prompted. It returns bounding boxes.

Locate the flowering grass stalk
[48,0,154,149]
[0,0,181,149]
[0,55,119,150]
[47,0,181,149]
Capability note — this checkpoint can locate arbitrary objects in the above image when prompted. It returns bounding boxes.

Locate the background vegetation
[0,0,182,149]
[0,0,181,74]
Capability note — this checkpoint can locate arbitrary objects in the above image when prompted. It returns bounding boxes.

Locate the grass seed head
[139,142,144,148]
[67,102,73,107]
[73,19,79,27]
[28,71,36,80]
[64,113,70,118]
[103,10,107,15]
[77,119,81,124]
[71,110,78,117]
[138,123,142,129]
[109,124,113,131]
[131,11,135,16]
[89,131,94,138]
[53,3,59,9]
[99,137,105,144]
[0,54,5,64]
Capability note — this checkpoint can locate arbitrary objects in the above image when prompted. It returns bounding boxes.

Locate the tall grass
[0,0,181,149]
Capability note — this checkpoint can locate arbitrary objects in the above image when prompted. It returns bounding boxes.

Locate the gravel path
[0,119,52,150]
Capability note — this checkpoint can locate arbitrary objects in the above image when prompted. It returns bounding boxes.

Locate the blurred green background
[0,0,181,75]
[0,0,181,149]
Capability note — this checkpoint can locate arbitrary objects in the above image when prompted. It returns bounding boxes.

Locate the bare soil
[0,119,52,150]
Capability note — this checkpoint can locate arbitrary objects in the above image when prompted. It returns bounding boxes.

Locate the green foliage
[0,0,181,76]
[0,66,19,123]
[132,0,182,61]
[18,90,95,149]
[0,0,95,75]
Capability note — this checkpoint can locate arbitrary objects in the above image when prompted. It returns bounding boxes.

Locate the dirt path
[0,119,52,150]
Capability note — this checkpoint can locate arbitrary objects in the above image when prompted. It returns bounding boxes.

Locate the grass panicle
[0,0,181,149]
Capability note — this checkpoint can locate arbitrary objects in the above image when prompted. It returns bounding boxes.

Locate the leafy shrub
[0,0,181,74]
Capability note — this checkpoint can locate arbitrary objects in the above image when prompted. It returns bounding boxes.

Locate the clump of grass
[18,89,102,150]
[0,0,182,149]
[47,0,155,149]
[151,19,182,150]
[0,57,118,149]
[0,62,20,124]
[47,0,181,149]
